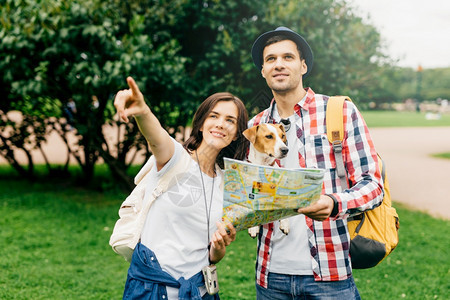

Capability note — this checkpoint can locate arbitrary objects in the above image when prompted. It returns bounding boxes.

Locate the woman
[114,77,248,300]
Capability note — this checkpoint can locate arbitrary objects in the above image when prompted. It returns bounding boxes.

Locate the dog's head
[243,124,289,164]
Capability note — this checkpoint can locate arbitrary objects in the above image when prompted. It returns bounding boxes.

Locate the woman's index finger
[126,76,141,96]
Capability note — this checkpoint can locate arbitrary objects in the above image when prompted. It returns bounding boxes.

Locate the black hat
[251,26,313,77]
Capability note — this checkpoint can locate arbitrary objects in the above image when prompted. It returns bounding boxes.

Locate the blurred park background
[1,0,449,299]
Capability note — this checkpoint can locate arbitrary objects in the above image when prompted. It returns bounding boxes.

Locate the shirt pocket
[306,134,335,170]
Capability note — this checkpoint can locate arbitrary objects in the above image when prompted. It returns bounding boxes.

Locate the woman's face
[200,101,239,151]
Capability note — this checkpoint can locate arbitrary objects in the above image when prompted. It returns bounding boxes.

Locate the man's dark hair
[264,35,305,61]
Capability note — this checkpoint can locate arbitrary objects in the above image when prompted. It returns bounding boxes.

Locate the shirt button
[150,257,154,261]
[162,295,166,299]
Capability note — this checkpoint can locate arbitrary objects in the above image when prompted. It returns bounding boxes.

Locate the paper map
[222,158,325,231]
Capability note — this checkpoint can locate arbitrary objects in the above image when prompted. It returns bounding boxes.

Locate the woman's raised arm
[114,77,174,169]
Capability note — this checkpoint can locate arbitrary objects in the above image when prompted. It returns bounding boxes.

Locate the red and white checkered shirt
[249,88,384,286]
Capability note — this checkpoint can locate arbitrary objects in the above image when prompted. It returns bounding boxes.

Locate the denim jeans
[123,243,219,300]
[256,272,361,300]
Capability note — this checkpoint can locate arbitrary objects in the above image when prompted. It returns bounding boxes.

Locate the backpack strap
[151,150,192,197]
[326,96,352,189]
[135,156,155,185]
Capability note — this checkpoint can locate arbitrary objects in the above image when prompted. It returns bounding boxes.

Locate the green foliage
[1,0,447,123]
[1,0,159,182]
[362,66,450,105]
[3,0,448,183]
[397,67,450,101]
[179,0,393,108]
[288,0,390,99]
[0,174,448,299]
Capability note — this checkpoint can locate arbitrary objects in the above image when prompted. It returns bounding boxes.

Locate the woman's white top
[140,140,223,299]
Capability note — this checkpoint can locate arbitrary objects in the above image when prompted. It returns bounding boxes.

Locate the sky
[350,0,450,69]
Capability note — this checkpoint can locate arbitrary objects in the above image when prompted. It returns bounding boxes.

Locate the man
[249,26,384,299]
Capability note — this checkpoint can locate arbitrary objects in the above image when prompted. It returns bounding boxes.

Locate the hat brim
[251,27,313,77]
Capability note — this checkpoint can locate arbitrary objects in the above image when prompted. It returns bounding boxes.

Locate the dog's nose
[281,147,289,156]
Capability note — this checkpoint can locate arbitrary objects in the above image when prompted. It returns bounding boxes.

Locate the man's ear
[301,59,308,76]
[243,126,258,144]
[261,67,266,78]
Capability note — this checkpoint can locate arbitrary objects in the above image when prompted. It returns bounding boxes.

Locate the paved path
[370,127,450,220]
[1,126,449,219]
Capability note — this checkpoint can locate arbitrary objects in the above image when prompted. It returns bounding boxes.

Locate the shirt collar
[268,87,315,119]
[299,87,315,112]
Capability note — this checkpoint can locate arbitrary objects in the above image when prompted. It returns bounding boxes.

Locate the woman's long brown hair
[183,92,249,168]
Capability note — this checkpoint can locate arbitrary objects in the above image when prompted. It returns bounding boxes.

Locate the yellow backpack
[326,96,400,269]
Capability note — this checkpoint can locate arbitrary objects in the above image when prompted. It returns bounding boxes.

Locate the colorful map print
[222,158,325,231]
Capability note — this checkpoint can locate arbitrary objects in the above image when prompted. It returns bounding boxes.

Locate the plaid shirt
[249,88,384,286]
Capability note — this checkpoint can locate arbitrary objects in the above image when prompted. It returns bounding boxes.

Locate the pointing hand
[113,77,149,123]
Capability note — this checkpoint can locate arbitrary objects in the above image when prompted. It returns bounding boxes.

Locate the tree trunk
[100,149,134,191]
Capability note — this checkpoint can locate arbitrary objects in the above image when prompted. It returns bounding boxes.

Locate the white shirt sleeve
[154,138,186,178]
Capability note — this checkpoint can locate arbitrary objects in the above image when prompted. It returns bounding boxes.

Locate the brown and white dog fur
[243,123,290,238]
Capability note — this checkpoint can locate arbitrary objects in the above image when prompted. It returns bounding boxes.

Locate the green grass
[1,175,449,300]
[2,110,448,299]
[352,202,449,299]
[219,202,450,299]
[432,152,450,160]
[0,179,129,299]
[361,111,450,127]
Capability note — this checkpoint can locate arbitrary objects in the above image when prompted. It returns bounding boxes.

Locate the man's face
[261,40,307,93]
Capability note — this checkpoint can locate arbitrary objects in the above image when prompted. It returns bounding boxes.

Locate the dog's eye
[265,135,273,139]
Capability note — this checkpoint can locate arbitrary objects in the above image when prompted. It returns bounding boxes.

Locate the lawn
[1,110,449,299]
[361,111,450,128]
[432,152,450,160]
[1,174,449,299]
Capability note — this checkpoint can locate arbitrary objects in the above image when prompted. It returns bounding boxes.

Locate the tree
[0,0,189,187]
[162,0,394,107]
[1,0,396,187]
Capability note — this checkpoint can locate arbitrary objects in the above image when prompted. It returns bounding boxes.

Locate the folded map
[222,158,325,231]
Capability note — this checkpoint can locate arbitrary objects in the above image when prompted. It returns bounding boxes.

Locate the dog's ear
[277,124,287,143]
[243,126,258,144]
[277,124,285,133]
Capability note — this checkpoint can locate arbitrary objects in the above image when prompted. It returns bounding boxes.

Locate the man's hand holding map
[222,158,325,231]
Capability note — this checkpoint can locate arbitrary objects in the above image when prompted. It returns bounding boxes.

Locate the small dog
[243,123,290,238]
